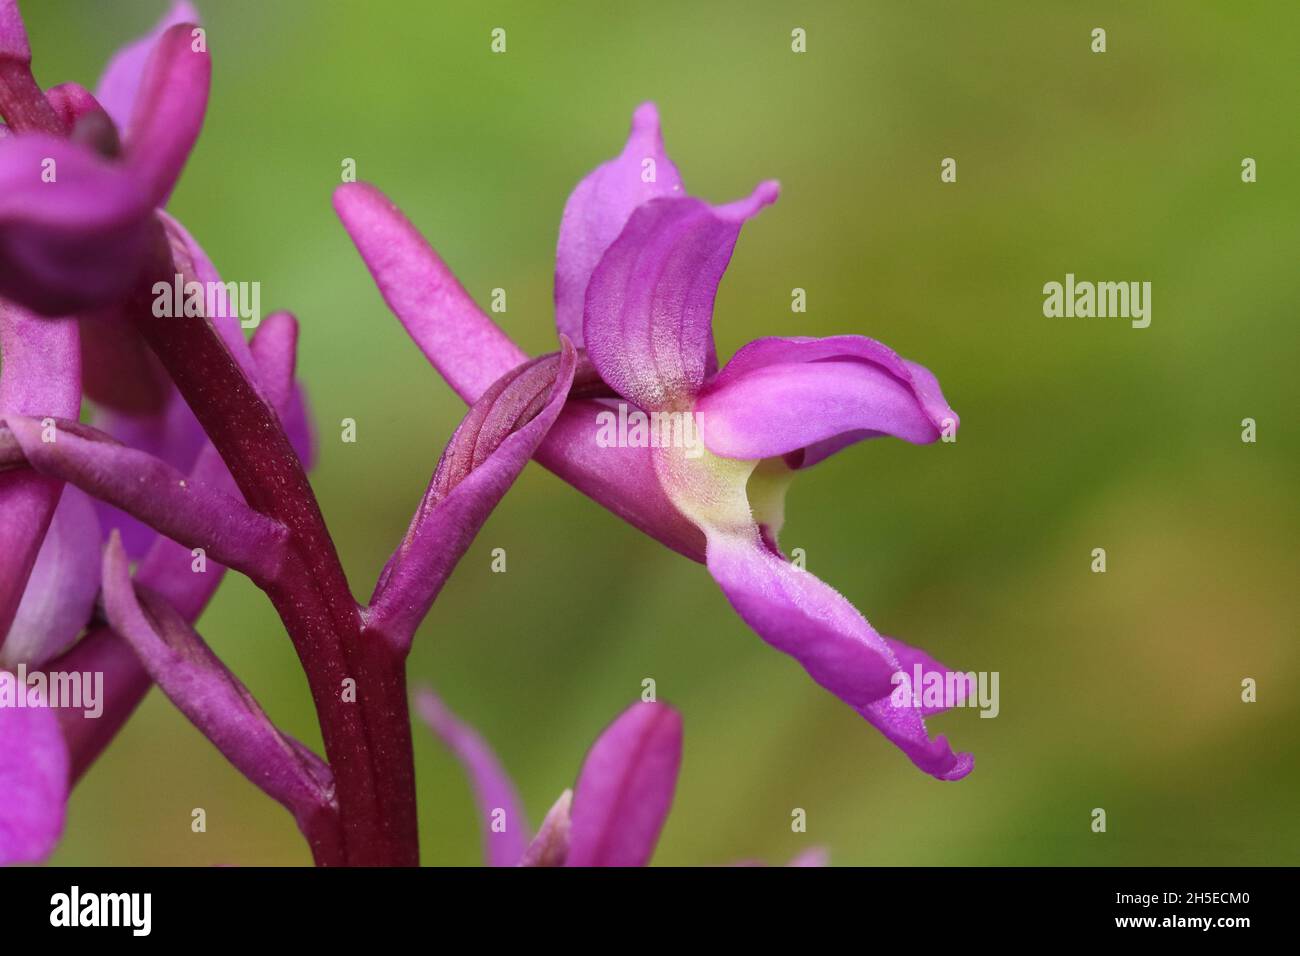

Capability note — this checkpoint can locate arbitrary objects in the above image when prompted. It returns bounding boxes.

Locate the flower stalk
[125,227,418,866]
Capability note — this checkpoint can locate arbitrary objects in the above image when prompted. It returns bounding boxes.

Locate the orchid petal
[0,0,30,62]
[53,625,154,783]
[885,636,970,717]
[56,435,288,781]
[43,83,101,133]
[696,336,958,466]
[705,529,972,780]
[158,211,259,375]
[859,692,974,782]
[519,789,572,867]
[333,182,526,404]
[367,341,576,648]
[565,701,682,867]
[415,688,528,868]
[101,534,340,849]
[0,703,67,866]
[57,450,242,783]
[334,183,705,557]
[554,103,684,345]
[583,184,777,410]
[0,0,58,135]
[249,311,315,467]
[88,395,206,557]
[45,84,121,162]
[0,486,99,670]
[121,21,208,206]
[7,415,289,585]
[0,303,79,645]
[0,134,153,314]
[48,411,255,784]
[95,1,200,131]
[705,528,901,708]
[78,313,170,414]
[279,383,315,471]
[534,400,706,561]
[247,311,298,413]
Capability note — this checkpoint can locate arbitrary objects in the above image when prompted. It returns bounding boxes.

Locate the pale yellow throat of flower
[652,443,796,550]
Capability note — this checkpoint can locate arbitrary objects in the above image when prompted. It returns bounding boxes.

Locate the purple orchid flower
[336,103,974,782]
[0,1,327,864]
[0,3,299,865]
[0,0,225,644]
[1,11,977,867]
[0,298,312,865]
[0,0,208,316]
[0,292,92,863]
[1,0,213,656]
[418,690,825,867]
[1,328,578,864]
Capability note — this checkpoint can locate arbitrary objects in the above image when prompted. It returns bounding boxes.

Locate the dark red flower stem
[127,230,418,866]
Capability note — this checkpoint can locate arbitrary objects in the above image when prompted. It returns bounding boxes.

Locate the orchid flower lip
[694,335,959,466]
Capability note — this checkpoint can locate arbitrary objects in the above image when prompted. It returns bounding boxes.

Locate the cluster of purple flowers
[1,2,971,866]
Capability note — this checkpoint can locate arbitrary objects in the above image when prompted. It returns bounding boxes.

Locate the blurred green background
[22,0,1299,865]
